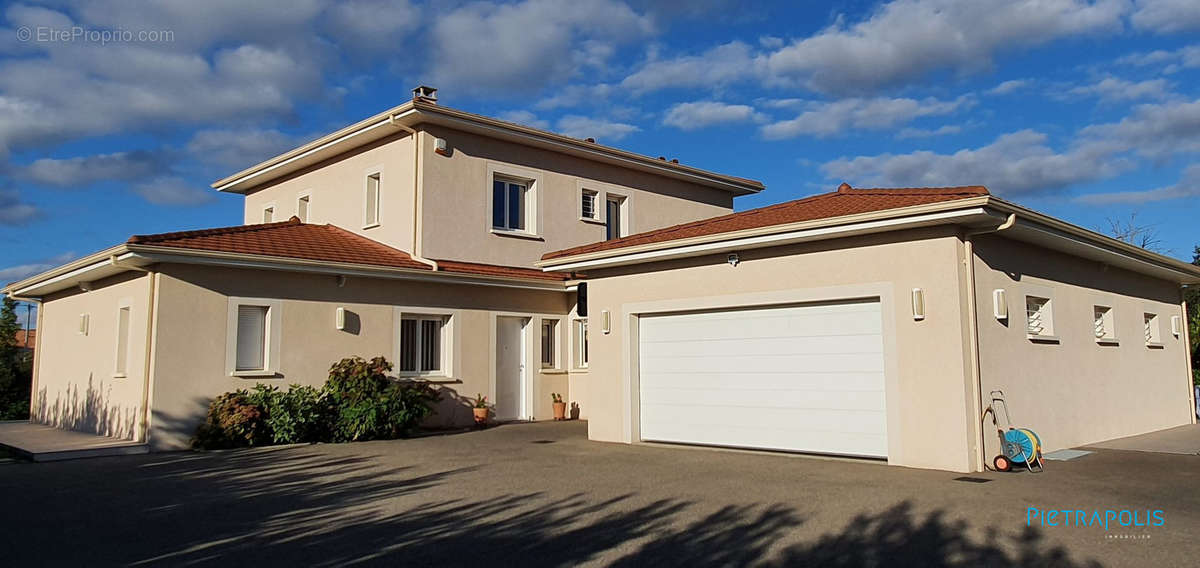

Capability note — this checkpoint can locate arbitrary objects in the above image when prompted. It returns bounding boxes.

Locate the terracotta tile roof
[543,184,990,260]
[128,218,572,282]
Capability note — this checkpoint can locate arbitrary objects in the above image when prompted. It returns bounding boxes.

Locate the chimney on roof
[670,158,679,164]
[585,137,595,143]
[837,182,852,192]
[412,85,438,104]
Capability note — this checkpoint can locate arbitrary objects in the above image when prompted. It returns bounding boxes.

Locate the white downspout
[963,213,1017,471]
[389,114,438,271]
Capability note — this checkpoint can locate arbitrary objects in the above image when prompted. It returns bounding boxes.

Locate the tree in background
[0,295,32,419]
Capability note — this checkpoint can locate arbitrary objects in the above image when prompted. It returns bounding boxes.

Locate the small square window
[400,315,446,374]
[1144,313,1162,345]
[1093,306,1116,342]
[1025,296,1054,338]
[581,189,598,220]
[541,319,557,368]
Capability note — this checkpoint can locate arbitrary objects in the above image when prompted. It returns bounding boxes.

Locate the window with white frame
[580,189,599,221]
[114,306,131,376]
[364,172,381,227]
[235,304,270,371]
[541,319,558,368]
[1144,312,1162,345]
[1025,295,1054,338]
[400,315,447,374]
[297,194,310,222]
[262,206,274,223]
[492,176,529,231]
[1093,305,1116,342]
[605,195,626,240]
[573,319,588,369]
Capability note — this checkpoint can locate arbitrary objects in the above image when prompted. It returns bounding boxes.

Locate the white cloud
[131,176,215,206]
[662,101,762,130]
[1131,0,1200,34]
[1116,45,1200,74]
[896,124,962,139]
[0,190,39,225]
[1077,164,1200,204]
[987,79,1031,95]
[821,130,1128,196]
[621,41,762,92]
[496,110,550,130]
[533,84,616,110]
[1065,76,1173,103]
[430,0,653,94]
[555,115,639,141]
[321,0,421,53]
[21,151,166,187]
[1077,98,1200,159]
[0,252,76,283]
[186,128,304,170]
[761,96,972,139]
[764,0,1129,95]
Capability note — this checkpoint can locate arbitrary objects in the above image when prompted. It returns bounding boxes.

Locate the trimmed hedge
[193,356,439,450]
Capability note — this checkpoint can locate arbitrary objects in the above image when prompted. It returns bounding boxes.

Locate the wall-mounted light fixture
[79,281,93,292]
[911,288,925,321]
[602,309,611,334]
[335,307,346,330]
[727,253,739,267]
[336,275,347,288]
[434,137,450,156]
[993,289,1008,321]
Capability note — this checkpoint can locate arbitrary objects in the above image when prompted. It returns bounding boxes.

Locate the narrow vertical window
[114,306,131,376]
[606,196,624,240]
[399,319,418,372]
[581,189,598,220]
[297,195,310,222]
[263,206,274,223]
[574,319,588,369]
[365,173,381,227]
[541,320,557,368]
[1093,306,1116,343]
[491,176,528,231]
[236,305,269,371]
[1144,313,1162,345]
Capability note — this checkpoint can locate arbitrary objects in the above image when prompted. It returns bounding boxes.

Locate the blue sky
[1,0,1198,326]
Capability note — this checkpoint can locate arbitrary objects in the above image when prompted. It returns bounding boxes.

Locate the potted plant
[551,392,567,421]
[472,394,489,426]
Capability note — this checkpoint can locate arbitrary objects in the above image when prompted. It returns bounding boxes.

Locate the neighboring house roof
[539,184,1200,285]
[14,329,35,350]
[126,218,573,282]
[211,99,764,196]
[543,184,990,260]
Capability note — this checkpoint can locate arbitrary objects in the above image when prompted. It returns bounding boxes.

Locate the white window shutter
[236,305,268,370]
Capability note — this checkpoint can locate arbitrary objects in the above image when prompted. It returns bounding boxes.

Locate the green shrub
[324,356,440,442]
[192,356,439,449]
[193,390,271,449]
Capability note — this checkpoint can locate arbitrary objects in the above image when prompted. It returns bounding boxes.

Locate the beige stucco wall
[418,126,736,268]
[581,228,978,472]
[971,235,1193,458]
[147,263,574,450]
[243,132,416,252]
[32,272,152,441]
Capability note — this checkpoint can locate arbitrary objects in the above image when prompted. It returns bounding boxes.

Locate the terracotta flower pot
[473,407,489,425]
[553,401,567,421]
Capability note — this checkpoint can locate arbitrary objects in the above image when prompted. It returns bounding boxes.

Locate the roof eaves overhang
[212,101,764,196]
[124,245,571,291]
[3,245,143,299]
[538,197,999,272]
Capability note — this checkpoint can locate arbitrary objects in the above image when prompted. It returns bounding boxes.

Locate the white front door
[638,300,888,458]
[495,316,528,421]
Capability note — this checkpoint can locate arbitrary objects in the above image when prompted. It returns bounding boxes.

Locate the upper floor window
[262,206,274,223]
[581,189,599,221]
[606,195,626,240]
[1144,312,1162,346]
[364,172,381,228]
[492,176,528,231]
[297,194,310,223]
[1025,295,1055,339]
[1093,305,1116,344]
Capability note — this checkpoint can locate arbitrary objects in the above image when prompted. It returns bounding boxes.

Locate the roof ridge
[128,217,303,244]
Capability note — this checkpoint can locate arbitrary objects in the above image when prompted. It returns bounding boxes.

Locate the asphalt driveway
[1,421,1196,567]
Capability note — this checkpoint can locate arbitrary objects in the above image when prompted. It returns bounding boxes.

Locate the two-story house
[5,87,762,450]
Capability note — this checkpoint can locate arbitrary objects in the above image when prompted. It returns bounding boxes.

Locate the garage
[637,299,888,458]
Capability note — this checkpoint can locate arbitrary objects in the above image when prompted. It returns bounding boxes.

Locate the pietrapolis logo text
[1026,507,1164,531]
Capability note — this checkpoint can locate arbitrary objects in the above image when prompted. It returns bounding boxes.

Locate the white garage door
[638,300,888,458]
